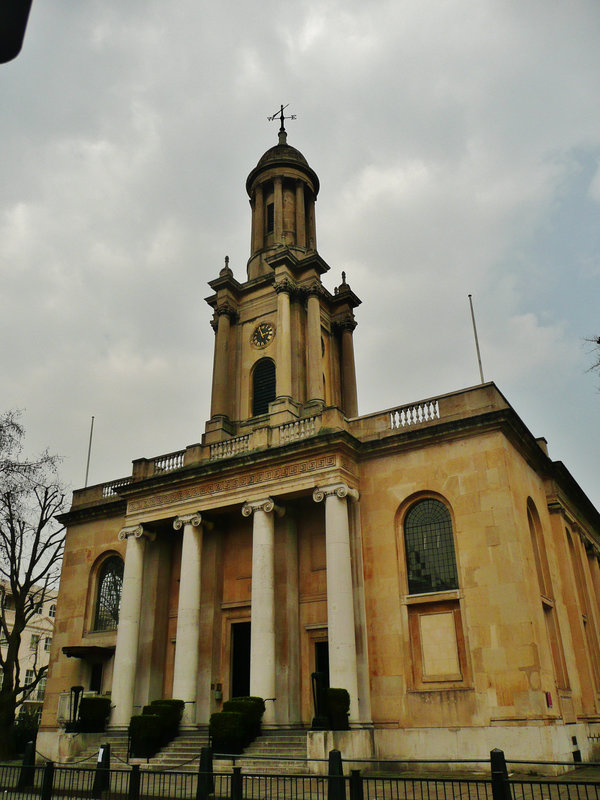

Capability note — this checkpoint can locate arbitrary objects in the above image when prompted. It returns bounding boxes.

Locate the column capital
[173,513,209,531]
[242,497,285,518]
[274,277,296,295]
[313,484,360,504]
[118,525,156,542]
[333,315,357,334]
[215,302,238,322]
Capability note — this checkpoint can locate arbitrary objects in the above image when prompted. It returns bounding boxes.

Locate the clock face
[251,321,275,348]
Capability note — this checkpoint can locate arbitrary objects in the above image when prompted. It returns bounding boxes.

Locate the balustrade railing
[210,435,251,461]
[153,450,185,473]
[390,400,440,430]
[280,416,318,444]
[101,478,132,498]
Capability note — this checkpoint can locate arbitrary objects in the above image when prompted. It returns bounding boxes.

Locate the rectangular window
[24,669,34,686]
[266,202,274,233]
[29,634,39,651]
[36,677,46,701]
[44,636,52,652]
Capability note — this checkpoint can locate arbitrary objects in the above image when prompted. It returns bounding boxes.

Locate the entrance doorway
[230,621,251,698]
[314,640,330,688]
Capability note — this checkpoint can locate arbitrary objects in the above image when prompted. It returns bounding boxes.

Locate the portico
[106,464,366,728]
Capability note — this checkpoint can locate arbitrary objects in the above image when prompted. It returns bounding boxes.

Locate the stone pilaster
[111,525,155,726]
[313,483,360,721]
[242,497,285,723]
[210,303,237,418]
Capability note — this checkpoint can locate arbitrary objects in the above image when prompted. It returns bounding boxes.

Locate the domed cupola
[246,128,320,279]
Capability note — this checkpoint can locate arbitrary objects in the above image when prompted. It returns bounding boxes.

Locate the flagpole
[468,294,485,384]
[84,416,94,487]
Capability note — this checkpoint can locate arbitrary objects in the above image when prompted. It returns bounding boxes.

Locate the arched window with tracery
[404,498,458,595]
[94,555,124,631]
[252,358,276,416]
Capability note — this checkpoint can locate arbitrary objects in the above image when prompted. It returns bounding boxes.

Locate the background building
[1,583,56,723]
[39,128,600,764]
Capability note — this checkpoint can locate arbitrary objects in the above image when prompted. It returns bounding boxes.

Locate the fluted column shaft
[313,484,360,721]
[112,525,154,725]
[172,513,206,724]
[340,321,358,417]
[210,308,232,418]
[274,176,283,243]
[276,285,292,399]
[253,183,264,253]
[295,180,306,248]
[242,498,283,723]
[307,288,323,402]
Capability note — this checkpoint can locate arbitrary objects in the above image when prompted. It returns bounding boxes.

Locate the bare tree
[586,336,600,381]
[0,412,65,758]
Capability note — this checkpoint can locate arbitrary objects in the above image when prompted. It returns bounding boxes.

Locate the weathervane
[267,104,296,133]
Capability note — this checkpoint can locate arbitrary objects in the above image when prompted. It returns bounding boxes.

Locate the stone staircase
[216,729,309,775]
[67,727,309,775]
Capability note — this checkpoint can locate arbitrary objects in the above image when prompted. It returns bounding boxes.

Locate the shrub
[209,711,245,754]
[78,696,112,733]
[146,699,184,745]
[129,714,162,759]
[324,688,350,730]
[222,696,265,744]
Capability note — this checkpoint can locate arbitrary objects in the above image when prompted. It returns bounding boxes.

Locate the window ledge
[403,589,462,605]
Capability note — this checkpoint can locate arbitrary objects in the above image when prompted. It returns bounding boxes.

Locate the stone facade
[38,129,600,765]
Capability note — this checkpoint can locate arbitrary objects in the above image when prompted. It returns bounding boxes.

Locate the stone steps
[67,728,310,775]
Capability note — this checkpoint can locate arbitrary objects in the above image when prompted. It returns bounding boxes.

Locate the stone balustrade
[101,478,133,498]
[390,400,440,429]
[209,435,251,461]
[153,450,185,472]
[279,416,319,443]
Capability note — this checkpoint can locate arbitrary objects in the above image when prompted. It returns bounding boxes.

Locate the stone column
[242,498,284,723]
[111,525,155,726]
[306,285,323,403]
[172,513,210,724]
[210,304,235,418]
[275,281,293,399]
[295,180,306,248]
[274,176,283,244]
[253,183,264,253]
[340,318,358,417]
[313,484,360,721]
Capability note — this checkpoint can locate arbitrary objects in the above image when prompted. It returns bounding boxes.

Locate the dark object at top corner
[0,0,34,64]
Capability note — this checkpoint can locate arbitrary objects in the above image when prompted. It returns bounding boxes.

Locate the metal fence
[0,750,598,800]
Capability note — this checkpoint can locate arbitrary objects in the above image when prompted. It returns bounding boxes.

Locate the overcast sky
[1,0,599,511]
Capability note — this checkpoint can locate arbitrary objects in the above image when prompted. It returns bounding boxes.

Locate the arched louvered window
[94,555,124,631]
[252,358,276,416]
[404,499,458,594]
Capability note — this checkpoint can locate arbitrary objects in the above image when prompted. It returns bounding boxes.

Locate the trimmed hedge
[129,714,162,759]
[79,696,112,733]
[64,695,112,734]
[222,696,265,743]
[324,688,350,730]
[210,711,245,755]
[144,699,184,745]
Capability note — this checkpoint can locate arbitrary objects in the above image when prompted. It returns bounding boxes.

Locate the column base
[268,397,300,426]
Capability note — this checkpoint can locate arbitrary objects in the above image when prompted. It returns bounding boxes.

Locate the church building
[39,122,600,764]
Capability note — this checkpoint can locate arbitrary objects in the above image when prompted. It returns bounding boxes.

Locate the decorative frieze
[128,454,337,512]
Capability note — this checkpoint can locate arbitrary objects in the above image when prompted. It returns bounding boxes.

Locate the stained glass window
[404,499,458,594]
[94,556,124,631]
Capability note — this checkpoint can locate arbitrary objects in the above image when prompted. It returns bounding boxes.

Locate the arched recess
[251,357,276,416]
[527,498,569,690]
[396,493,470,690]
[91,553,124,632]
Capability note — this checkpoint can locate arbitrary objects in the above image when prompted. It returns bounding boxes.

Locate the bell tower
[204,120,361,445]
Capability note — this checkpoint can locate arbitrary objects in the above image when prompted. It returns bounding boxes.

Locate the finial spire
[267,104,297,143]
